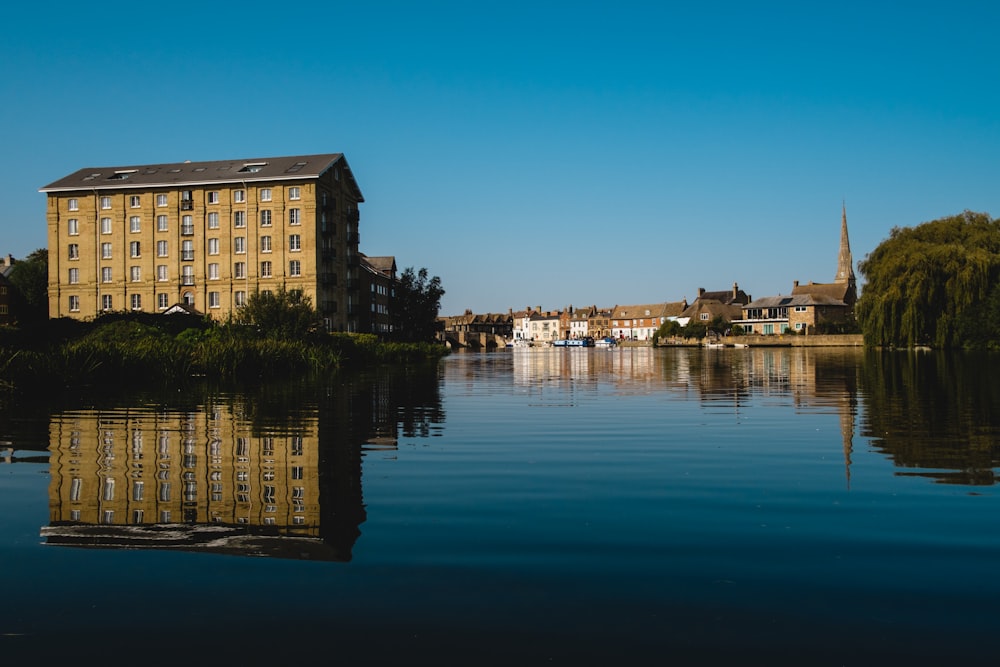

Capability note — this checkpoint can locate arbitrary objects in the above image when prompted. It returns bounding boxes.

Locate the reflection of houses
[611,301,686,340]
[736,207,857,334]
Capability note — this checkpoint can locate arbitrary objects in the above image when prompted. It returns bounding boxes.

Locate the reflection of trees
[858,351,1000,485]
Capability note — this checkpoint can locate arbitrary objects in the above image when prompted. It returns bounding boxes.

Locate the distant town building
[737,206,856,334]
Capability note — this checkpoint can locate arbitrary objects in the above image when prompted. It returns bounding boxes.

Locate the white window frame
[156,193,168,207]
[233,190,245,203]
[131,294,142,310]
[130,195,141,208]
[157,240,168,257]
[289,234,301,251]
[289,260,301,277]
[100,196,112,209]
[289,208,301,225]
[234,237,246,254]
[68,198,79,211]
[288,186,300,200]
[102,267,112,283]
[208,212,220,229]
[157,214,168,231]
[130,216,141,233]
[68,218,79,235]
[260,188,272,202]
[101,217,112,234]
[207,191,220,204]
[102,242,112,259]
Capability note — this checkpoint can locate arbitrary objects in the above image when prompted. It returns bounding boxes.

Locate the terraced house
[40,153,364,331]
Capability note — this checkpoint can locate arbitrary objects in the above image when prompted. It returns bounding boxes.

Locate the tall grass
[0,318,446,393]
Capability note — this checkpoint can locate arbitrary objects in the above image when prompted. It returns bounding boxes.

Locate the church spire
[835,202,855,285]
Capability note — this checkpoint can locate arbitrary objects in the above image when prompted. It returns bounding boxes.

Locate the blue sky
[3,1,998,315]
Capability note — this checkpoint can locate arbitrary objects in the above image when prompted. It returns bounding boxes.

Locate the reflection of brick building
[44,402,340,559]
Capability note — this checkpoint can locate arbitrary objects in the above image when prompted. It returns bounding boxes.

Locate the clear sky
[3,1,998,316]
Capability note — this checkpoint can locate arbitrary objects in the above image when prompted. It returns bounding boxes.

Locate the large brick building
[40,153,364,331]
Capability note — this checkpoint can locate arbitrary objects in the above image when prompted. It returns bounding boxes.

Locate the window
[288,186,300,200]
[794,306,808,312]
[260,188,272,202]
[208,212,219,229]
[156,293,167,309]
[234,210,246,228]
[233,190,245,203]
[101,196,112,209]
[260,235,271,252]
[130,195,141,208]
[260,261,272,278]
[130,266,141,282]
[69,295,80,312]
[234,237,246,254]
[102,267,112,283]
[208,263,219,280]
[130,241,141,258]
[102,294,113,310]
[156,194,168,207]
[289,260,301,277]
[700,313,710,321]
[68,244,79,260]
[68,198,79,211]
[795,322,804,330]
[157,265,167,281]
[68,218,79,235]
[101,217,112,234]
[157,214,168,231]
[181,215,194,235]
[234,262,246,279]
[157,240,168,257]
[209,292,220,308]
[131,294,142,310]
[182,266,194,285]
[289,234,301,251]
[68,268,79,284]
[207,191,219,204]
[235,290,246,307]
[102,242,112,259]
[130,216,141,232]
[182,239,194,261]
[288,208,301,225]
[208,238,219,255]
[260,210,271,226]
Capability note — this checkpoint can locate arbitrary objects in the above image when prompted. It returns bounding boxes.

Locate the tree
[233,286,320,339]
[7,248,49,323]
[856,211,1000,348]
[392,267,445,342]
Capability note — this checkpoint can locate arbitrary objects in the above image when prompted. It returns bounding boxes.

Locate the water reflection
[5,346,999,570]
[39,366,444,560]
[504,346,999,485]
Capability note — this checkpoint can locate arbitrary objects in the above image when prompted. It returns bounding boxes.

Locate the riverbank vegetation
[0,288,447,393]
[856,211,1000,349]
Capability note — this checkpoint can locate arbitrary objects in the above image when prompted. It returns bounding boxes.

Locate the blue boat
[552,337,595,347]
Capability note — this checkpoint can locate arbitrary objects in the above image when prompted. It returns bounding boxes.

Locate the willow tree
[856,211,1000,348]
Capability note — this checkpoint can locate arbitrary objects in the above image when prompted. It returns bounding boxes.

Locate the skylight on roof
[108,169,138,181]
[239,162,268,173]
[285,161,308,173]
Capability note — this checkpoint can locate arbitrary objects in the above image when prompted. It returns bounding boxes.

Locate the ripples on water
[1,347,999,665]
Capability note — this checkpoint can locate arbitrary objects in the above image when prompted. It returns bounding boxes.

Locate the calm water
[2,347,999,665]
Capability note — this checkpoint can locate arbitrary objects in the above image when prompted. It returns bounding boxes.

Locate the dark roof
[363,256,397,273]
[744,293,846,309]
[40,153,363,201]
[791,281,851,302]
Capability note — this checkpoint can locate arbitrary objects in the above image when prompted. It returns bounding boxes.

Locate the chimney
[733,281,738,300]
[793,280,799,287]
[698,287,705,297]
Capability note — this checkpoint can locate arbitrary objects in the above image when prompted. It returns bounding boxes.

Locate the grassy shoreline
[0,316,447,392]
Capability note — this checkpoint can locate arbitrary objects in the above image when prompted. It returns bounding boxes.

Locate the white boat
[594,337,617,348]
